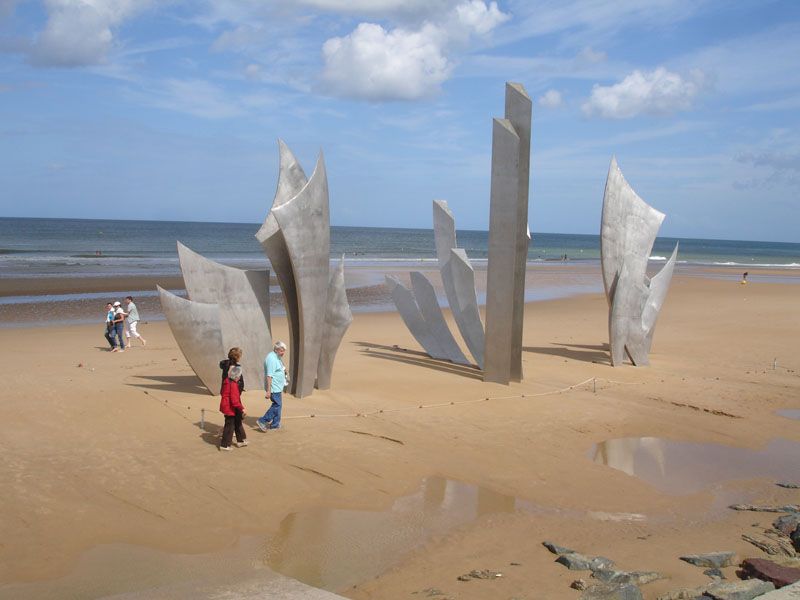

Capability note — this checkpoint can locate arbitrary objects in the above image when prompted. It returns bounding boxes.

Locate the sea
[0,217,798,327]
[1,217,798,278]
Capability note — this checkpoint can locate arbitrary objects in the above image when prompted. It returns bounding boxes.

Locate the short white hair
[274,341,287,351]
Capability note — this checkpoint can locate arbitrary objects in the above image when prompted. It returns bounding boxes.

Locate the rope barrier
[282,376,599,420]
[125,355,795,430]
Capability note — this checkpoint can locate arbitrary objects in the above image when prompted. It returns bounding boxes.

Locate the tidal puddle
[777,408,800,420]
[591,437,800,495]
[264,476,528,591]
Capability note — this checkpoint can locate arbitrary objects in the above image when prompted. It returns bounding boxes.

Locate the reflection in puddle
[591,437,800,495]
[777,409,800,420]
[265,476,524,591]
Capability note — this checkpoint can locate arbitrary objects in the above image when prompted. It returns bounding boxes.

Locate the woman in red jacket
[220,363,247,451]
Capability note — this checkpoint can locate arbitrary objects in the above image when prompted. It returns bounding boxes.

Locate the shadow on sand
[353,341,483,381]
[127,374,210,395]
[523,342,611,365]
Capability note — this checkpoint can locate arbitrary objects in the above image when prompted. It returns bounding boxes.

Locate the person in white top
[124,295,147,346]
[111,301,126,352]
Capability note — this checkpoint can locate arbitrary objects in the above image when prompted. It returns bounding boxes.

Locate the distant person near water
[123,296,147,346]
[219,347,244,394]
[103,302,116,350]
[257,341,287,431]
[111,301,126,352]
[219,362,247,451]
[741,271,749,285]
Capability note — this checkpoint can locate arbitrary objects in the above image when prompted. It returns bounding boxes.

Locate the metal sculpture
[410,271,470,365]
[157,241,272,396]
[157,288,225,394]
[484,82,532,384]
[385,275,448,361]
[433,200,485,368]
[601,157,678,366]
[256,141,352,397]
[384,198,487,367]
[160,139,351,397]
[317,256,353,390]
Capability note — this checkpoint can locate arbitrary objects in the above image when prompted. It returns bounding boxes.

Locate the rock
[704,568,725,579]
[703,578,774,599]
[656,586,708,600]
[730,505,800,513]
[556,552,616,571]
[777,483,800,489]
[593,569,662,586]
[743,580,800,598]
[591,557,617,572]
[792,529,800,552]
[557,553,595,570]
[543,540,576,555]
[741,558,800,588]
[774,515,800,536]
[680,552,737,568]
[742,532,797,557]
[456,569,502,581]
[572,579,588,590]
[580,583,644,600]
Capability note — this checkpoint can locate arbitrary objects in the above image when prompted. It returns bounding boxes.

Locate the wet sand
[0,262,777,328]
[0,270,799,599]
[0,275,187,297]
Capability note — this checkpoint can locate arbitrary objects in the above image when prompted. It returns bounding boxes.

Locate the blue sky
[0,0,799,242]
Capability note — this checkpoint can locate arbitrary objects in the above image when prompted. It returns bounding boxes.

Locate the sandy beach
[0,266,799,599]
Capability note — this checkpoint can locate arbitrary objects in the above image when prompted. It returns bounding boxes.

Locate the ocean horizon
[1,217,798,281]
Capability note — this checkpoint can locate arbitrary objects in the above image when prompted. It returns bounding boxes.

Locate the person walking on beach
[111,301,126,352]
[256,341,287,431]
[123,296,147,346]
[219,363,247,451]
[104,302,116,350]
[219,347,245,394]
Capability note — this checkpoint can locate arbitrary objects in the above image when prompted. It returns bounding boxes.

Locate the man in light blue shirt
[257,341,287,431]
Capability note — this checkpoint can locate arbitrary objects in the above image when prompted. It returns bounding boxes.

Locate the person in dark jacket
[219,347,245,394]
[104,302,116,350]
[219,363,247,451]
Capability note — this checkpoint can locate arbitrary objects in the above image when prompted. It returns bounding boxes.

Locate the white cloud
[29,0,151,67]
[321,0,508,101]
[452,0,508,36]
[582,67,705,119]
[539,89,563,108]
[321,23,450,101]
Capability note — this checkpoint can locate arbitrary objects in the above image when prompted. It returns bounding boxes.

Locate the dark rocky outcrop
[740,558,800,588]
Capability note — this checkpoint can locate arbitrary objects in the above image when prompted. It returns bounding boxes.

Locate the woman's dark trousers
[221,410,246,448]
